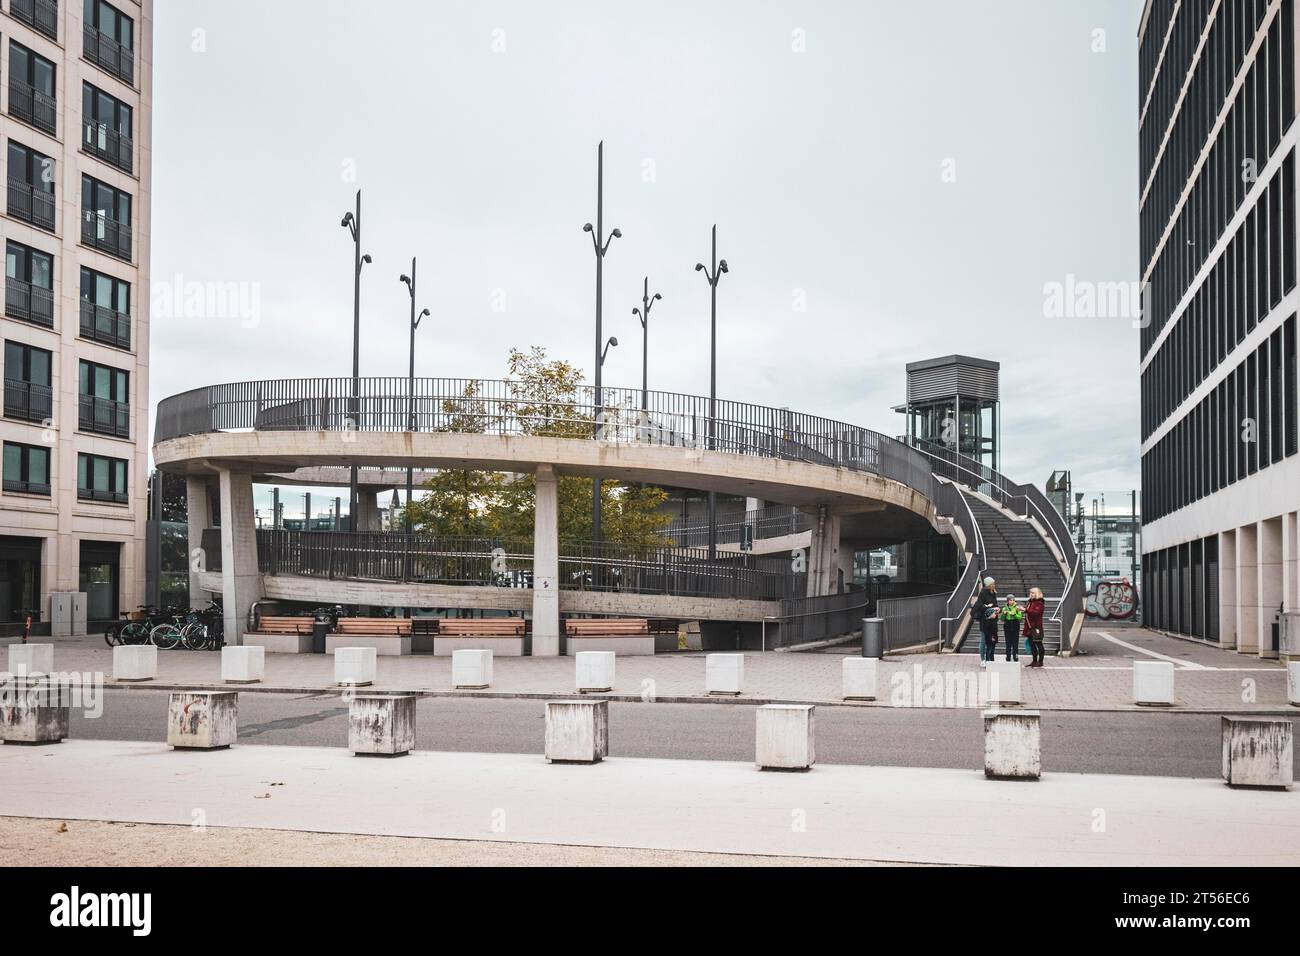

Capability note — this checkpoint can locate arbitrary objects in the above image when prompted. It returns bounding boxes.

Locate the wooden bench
[246,615,314,654]
[434,618,526,656]
[565,618,655,656]
[328,617,412,656]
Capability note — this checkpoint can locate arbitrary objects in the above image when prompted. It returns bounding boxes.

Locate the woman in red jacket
[1024,587,1046,667]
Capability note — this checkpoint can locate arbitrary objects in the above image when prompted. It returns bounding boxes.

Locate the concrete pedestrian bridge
[153,376,1082,653]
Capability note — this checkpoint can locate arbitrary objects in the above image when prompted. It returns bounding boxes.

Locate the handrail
[1051,554,1082,623]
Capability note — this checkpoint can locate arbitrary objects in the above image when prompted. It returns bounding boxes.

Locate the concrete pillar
[355,490,382,531]
[1258,518,1284,659]
[531,464,560,656]
[217,470,264,646]
[1283,512,1299,613]
[1219,530,1237,649]
[805,507,844,597]
[1237,524,1259,655]
[185,475,213,607]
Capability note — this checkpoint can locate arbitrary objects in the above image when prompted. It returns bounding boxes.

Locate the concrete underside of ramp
[196,571,779,623]
[154,430,937,532]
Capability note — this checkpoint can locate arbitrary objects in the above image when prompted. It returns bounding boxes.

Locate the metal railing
[82,120,133,173]
[8,178,55,231]
[9,78,57,135]
[81,209,132,260]
[83,24,134,85]
[877,592,950,650]
[771,581,948,648]
[78,395,130,438]
[933,479,984,648]
[3,378,52,422]
[12,0,59,40]
[3,477,50,496]
[79,300,131,349]
[253,529,805,601]
[5,278,54,327]
[665,503,810,548]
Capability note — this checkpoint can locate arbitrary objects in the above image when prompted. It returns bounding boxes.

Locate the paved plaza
[4,626,1292,713]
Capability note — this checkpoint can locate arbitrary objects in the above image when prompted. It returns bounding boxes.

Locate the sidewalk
[2,627,1292,712]
[1,739,1296,866]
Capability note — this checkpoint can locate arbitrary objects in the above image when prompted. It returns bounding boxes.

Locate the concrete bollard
[348,695,417,756]
[1287,662,1299,707]
[983,709,1041,779]
[8,643,53,677]
[452,649,493,689]
[1133,660,1175,705]
[113,644,157,682]
[545,699,609,763]
[984,660,1021,705]
[841,657,877,700]
[575,651,615,693]
[0,677,70,744]
[335,646,377,686]
[167,691,238,750]
[221,646,265,684]
[1221,716,1293,789]
[706,653,744,696]
[756,704,816,771]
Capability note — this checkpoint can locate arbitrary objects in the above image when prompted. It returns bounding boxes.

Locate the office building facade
[0,0,151,627]
[1139,0,1300,654]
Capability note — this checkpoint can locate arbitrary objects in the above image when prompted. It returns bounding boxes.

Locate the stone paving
[2,626,1292,712]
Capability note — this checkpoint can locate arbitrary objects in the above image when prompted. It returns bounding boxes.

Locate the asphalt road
[67,690,1299,778]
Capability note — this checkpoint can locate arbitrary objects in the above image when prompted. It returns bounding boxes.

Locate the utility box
[47,593,87,637]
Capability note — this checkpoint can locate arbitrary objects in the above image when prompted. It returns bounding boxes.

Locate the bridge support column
[218,470,264,646]
[186,475,213,607]
[532,464,560,656]
[355,490,382,531]
[806,506,849,597]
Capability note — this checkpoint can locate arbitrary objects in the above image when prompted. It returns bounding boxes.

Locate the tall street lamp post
[582,141,621,546]
[399,259,430,534]
[695,224,728,563]
[631,277,662,413]
[340,191,371,531]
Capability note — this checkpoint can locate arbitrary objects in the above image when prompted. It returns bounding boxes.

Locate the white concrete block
[985,660,1021,704]
[1221,717,1293,789]
[983,709,1041,779]
[0,677,70,744]
[348,695,417,756]
[221,646,265,684]
[452,649,493,689]
[544,699,609,763]
[112,645,157,682]
[756,704,816,770]
[841,657,877,700]
[1133,660,1175,705]
[8,643,53,677]
[575,651,615,693]
[167,692,238,750]
[334,646,377,686]
[1287,662,1299,706]
[706,653,744,695]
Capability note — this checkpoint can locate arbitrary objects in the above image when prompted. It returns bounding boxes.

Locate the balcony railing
[4,378,53,423]
[5,277,55,327]
[3,477,51,496]
[77,486,127,504]
[11,0,58,41]
[82,120,133,173]
[81,209,131,261]
[78,394,130,438]
[79,300,131,349]
[8,178,56,231]
[8,78,57,135]
[82,24,133,85]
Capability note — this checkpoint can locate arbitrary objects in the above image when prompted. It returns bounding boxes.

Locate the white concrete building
[1138,0,1299,655]
[0,0,152,627]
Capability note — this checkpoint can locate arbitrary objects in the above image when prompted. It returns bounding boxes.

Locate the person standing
[973,576,998,666]
[999,594,1023,662]
[1024,587,1046,667]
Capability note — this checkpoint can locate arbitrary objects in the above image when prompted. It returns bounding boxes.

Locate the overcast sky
[150,0,1143,515]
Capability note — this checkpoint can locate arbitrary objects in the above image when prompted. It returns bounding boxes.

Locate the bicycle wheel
[150,623,182,650]
[120,622,146,645]
[181,622,208,650]
[104,623,121,648]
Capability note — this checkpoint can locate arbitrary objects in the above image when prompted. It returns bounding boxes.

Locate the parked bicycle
[106,605,165,648]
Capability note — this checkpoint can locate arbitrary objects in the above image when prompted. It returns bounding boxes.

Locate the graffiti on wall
[1084,578,1139,620]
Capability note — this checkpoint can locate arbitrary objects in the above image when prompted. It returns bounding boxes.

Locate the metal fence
[771,581,948,648]
[877,592,950,651]
[664,503,811,548]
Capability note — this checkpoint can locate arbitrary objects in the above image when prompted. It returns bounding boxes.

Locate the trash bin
[312,621,329,654]
[861,617,884,659]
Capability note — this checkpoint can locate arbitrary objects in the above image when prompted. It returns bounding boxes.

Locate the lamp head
[718,259,729,274]
[695,263,705,272]
[583,223,593,233]
[340,212,354,229]
[400,274,411,287]
[609,336,618,347]
[611,228,622,239]
[362,253,372,265]
[653,293,662,301]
